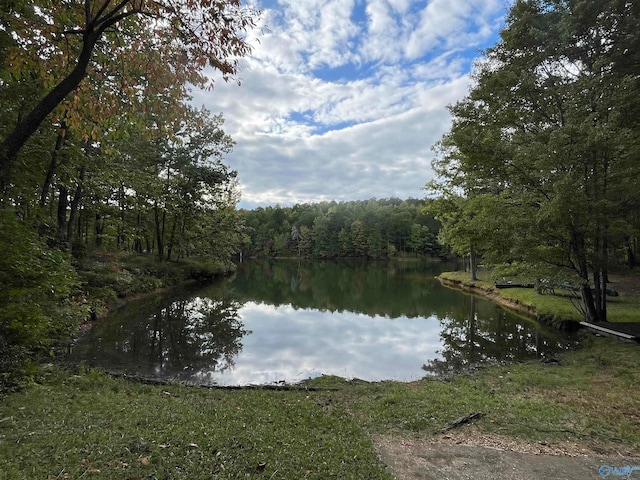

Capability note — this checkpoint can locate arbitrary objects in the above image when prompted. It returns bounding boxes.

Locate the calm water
[69,260,577,385]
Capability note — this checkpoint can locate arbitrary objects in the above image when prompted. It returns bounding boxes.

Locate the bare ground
[608,273,640,297]
[375,428,640,480]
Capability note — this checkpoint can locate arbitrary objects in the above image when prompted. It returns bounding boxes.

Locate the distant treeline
[240,198,443,259]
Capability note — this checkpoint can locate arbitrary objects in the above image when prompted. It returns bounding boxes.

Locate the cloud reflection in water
[200,302,443,386]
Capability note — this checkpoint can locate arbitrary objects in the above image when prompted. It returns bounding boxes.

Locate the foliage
[0,0,259,188]
[241,198,442,259]
[0,211,82,379]
[76,251,235,318]
[429,0,640,322]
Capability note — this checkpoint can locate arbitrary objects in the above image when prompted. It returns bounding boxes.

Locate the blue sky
[192,0,510,209]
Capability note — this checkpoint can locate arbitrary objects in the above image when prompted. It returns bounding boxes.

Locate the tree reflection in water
[72,286,248,382]
[422,295,568,377]
[71,260,576,385]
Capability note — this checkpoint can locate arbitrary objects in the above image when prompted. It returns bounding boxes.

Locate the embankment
[438,276,579,331]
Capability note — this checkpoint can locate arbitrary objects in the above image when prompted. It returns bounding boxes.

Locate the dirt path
[375,431,640,480]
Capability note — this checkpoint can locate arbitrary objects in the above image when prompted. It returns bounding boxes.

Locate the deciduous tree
[0,0,259,192]
[430,0,640,322]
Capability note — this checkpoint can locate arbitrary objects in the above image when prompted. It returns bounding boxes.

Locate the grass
[438,270,640,324]
[0,368,392,480]
[1,336,640,479]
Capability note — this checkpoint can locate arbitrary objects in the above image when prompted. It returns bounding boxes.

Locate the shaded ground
[609,273,640,297]
[375,430,640,480]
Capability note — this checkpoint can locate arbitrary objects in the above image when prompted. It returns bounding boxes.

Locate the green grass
[437,270,494,289]
[498,288,583,322]
[1,337,639,479]
[607,295,640,323]
[0,368,392,480]
[438,270,640,324]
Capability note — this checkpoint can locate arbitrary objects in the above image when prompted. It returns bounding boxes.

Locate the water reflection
[423,296,558,376]
[71,283,248,383]
[70,260,576,385]
[231,259,463,319]
[218,303,443,385]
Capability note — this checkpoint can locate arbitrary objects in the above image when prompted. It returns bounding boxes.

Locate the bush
[0,211,83,377]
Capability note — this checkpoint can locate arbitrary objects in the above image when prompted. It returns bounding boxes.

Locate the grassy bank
[438,270,640,325]
[1,336,639,479]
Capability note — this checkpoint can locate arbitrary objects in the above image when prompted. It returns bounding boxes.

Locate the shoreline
[437,276,580,331]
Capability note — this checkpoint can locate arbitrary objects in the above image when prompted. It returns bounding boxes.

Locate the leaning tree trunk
[0,0,142,194]
[0,33,100,194]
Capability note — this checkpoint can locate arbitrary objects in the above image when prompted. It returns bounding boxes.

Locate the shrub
[0,212,83,378]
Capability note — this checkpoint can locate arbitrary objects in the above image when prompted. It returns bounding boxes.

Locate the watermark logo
[599,465,640,478]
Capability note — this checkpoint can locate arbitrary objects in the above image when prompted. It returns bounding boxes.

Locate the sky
[192,0,510,210]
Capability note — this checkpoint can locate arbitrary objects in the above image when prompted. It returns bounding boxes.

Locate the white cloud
[193,0,509,208]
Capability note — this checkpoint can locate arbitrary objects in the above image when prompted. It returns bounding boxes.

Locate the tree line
[240,198,443,259]
[428,0,640,323]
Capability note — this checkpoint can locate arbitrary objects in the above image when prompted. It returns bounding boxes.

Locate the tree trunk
[166,213,178,261]
[40,127,66,208]
[469,245,478,281]
[66,164,86,245]
[579,284,599,323]
[626,239,637,268]
[95,213,104,247]
[154,201,165,261]
[56,185,69,246]
[0,33,100,193]
[134,210,143,253]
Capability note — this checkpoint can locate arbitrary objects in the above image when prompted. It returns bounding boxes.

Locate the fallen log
[437,412,483,434]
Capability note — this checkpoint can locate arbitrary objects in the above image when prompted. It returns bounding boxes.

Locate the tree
[431,0,640,322]
[348,220,367,257]
[0,0,259,192]
[291,225,302,256]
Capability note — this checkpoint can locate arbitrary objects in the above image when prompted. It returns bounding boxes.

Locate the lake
[69,259,577,386]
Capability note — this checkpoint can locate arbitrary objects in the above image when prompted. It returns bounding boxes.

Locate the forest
[240,198,442,259]
[1,0,640,376]
[0,0,259,373]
